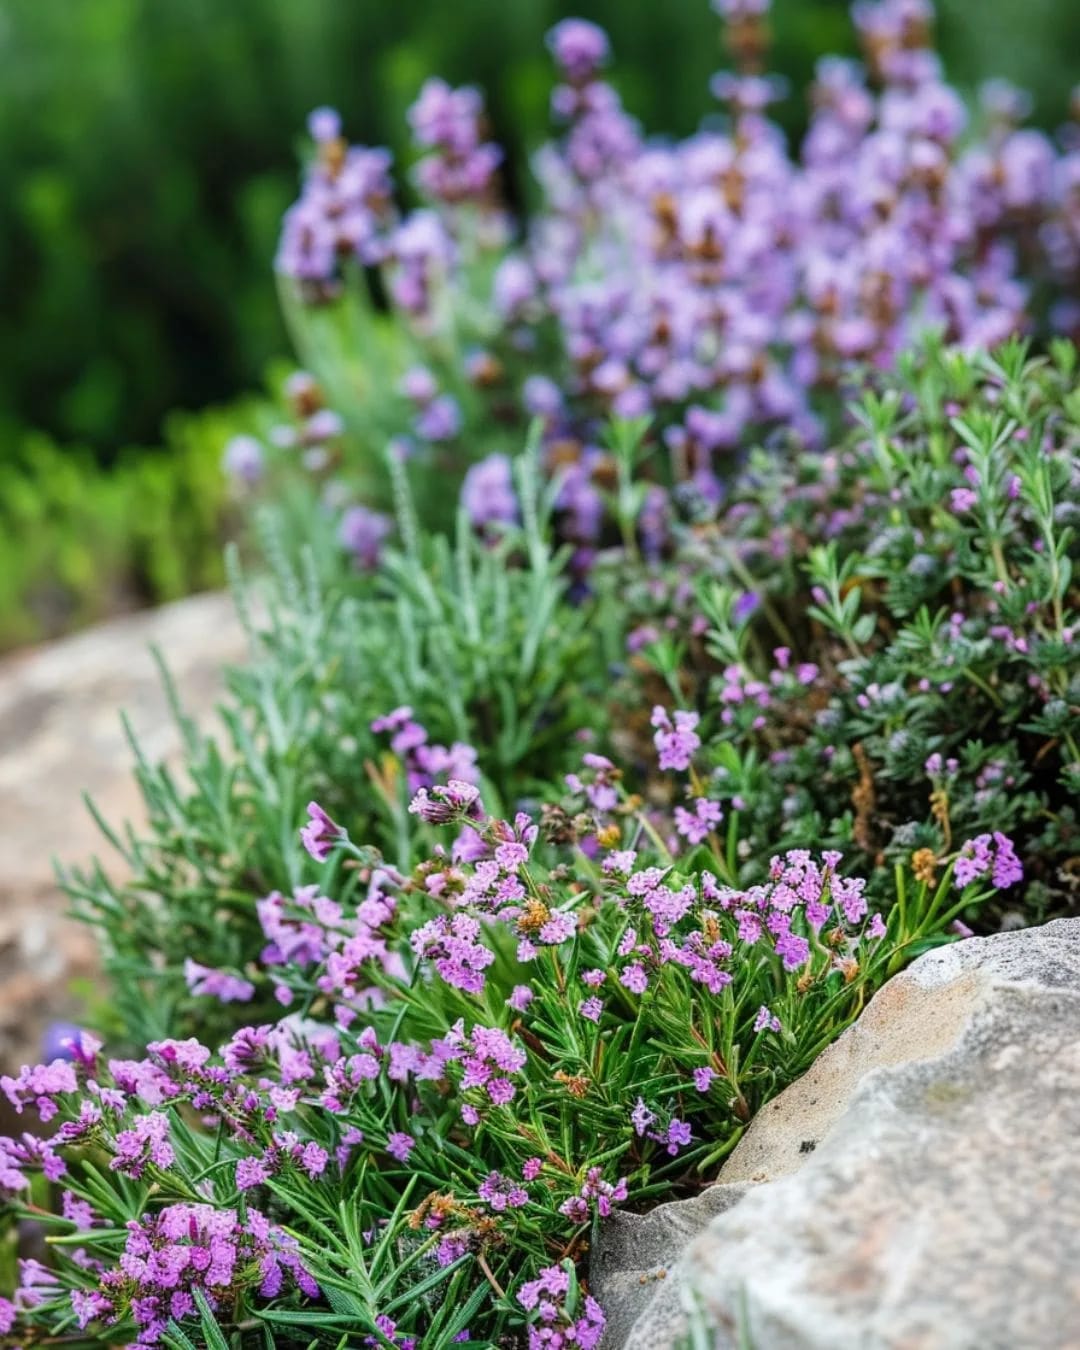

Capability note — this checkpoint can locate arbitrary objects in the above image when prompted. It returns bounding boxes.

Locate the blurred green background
[0,0,1077,649]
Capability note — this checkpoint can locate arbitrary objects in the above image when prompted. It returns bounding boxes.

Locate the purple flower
[732,591,760,625]
[693,1066,717,1092]
[89,1202,317,1334]
[507,984,534,1012]
[650,706,701,772]
[478,1170,529,1211]
[673,798,723,845]
[300,801,344,863]
[386,1131,415,1163]
[308,106,342,143]
[400,365,438,403]
[236,1156,272,1190]
[955,832,1023,889]
[411,914,494,994]
[619,963,649,995]
[522,374,563,417]
[990,832,1024,889]
[774,931,811,971]
[40,1022,86,1063]
[630,1097,655,1137]
[518,1264,604,1349]
[461,454,518,529]
[664,1119,693,1156]
[1,1059,78,1121]
[222,435,264,485]
[408,779,482,824]
[110,1111,175,1178]
[754,1005,782,1034]
[339,506,392,569]
[183,959,254,1005]
[415,394,463,442]
[546,19,610,81]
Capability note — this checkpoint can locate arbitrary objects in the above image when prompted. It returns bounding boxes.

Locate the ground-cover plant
[61,447,619,1051]
[612,338,1080,920]
[1,752,1023,1347]
[237,0,1080,561]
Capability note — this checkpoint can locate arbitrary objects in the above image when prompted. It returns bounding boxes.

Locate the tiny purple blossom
[300,802,344,863]
[386,1132,415,1163]
[408,780,482,824]
[651,706,701,772]
[184,959,255,1005]
[630,1098,655,1137]
[754,1005,781,1034]
[665,1119,692,1155]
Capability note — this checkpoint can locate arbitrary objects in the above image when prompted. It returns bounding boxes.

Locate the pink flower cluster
[651,706,702,771]
[954,832,1024,890]
[410,913,495,994]
[371,705,479,793]
[558,1167,628,1223]
[478,1169,530,1212]
[518,1263,606,1350]
[258,873,403,1011]
[453,1022,528,1112]
[82,1203,318,1345]
[607,848,886,999]
[279,0,1080,542]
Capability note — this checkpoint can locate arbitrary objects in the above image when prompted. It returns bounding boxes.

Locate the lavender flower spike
[300,801,345,862]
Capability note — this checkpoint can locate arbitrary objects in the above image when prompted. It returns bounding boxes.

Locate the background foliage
[1,0,1077,453]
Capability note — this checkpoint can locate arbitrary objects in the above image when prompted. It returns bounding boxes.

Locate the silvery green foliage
[63,445,617,1048]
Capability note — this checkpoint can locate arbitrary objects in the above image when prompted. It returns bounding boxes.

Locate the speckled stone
[603,920,1080,1349]
[0,593,244,1078]
[591,1183,750,1348]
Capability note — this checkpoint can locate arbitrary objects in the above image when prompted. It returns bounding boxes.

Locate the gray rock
[607,920,1080,1349]
[0,592,244,1077]
[592,1184,749,1348]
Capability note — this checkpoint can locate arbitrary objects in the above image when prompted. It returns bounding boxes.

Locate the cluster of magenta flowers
[1,1037,319,1346]
[2,687,1029,1346]
[83,1203,317,1342]
[518,1263,606,1350]
[254,0,1080,558]
[954,832,1024,889]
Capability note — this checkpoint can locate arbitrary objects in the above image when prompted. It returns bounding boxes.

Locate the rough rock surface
[0,593,245,1077]
[590,1184,749,1348]
[600,919,1080,1349]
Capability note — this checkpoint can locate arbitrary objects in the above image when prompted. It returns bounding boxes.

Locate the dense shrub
[63,338,1079,1061]
[617,337,1080,920]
